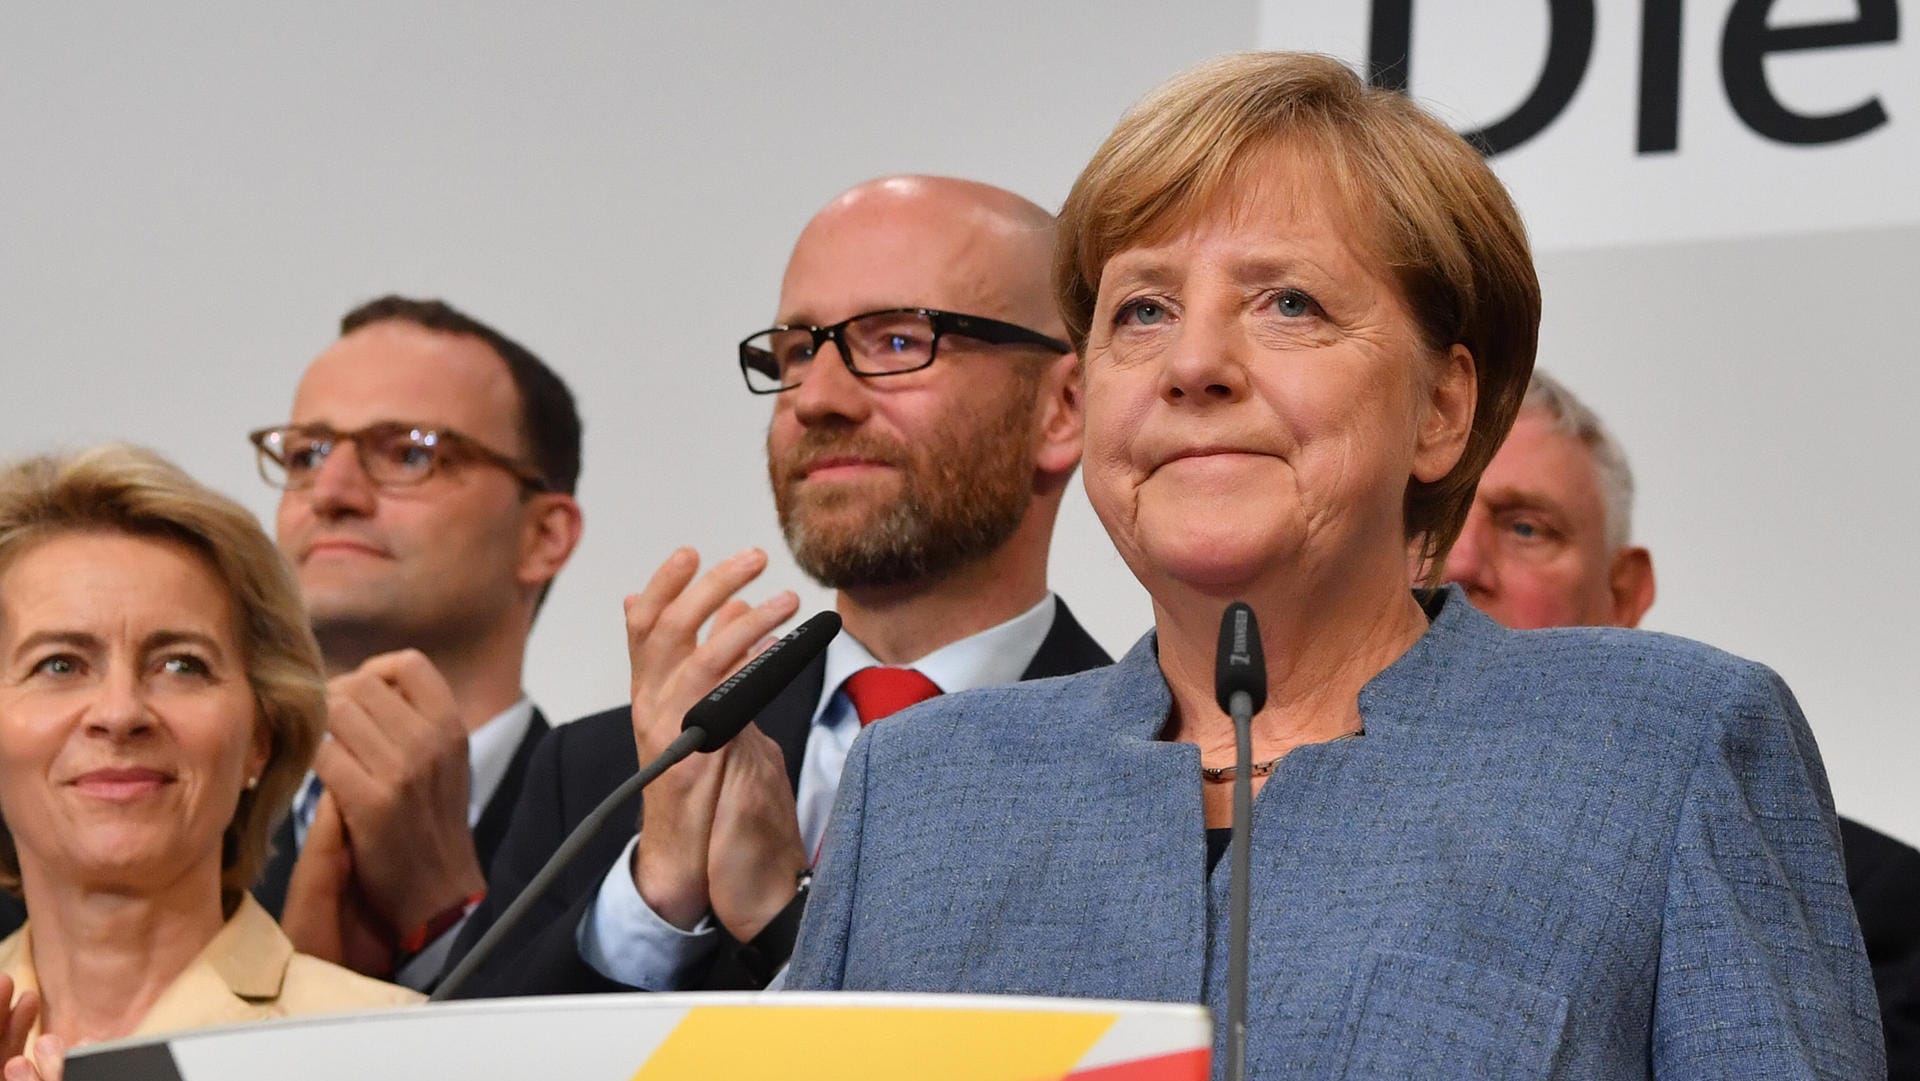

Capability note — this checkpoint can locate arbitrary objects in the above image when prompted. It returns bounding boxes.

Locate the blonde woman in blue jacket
[788,52,1882,1080]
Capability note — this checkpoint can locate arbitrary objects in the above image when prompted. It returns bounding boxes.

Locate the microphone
[432,611,843,1001]
[1215,600,1267,715]
[1214,602,1265,1081]
[683,611,842,749]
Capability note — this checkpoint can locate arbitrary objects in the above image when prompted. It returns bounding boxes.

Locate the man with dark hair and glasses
[248,296,584,991]
[448,175,1111,997]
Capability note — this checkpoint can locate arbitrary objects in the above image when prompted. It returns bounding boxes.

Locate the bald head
[778,175,1062,337]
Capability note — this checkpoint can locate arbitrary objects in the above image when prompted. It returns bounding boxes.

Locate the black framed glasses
[247,422,551,492]
[738,308,1072,394]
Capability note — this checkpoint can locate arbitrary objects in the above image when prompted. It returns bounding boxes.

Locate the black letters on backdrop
[1722,0,1899,145]
[1367,0,1899,157]
[1368,0,1596,156]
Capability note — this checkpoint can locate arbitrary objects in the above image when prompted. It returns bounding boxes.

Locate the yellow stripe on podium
[632,1005,1117,1080]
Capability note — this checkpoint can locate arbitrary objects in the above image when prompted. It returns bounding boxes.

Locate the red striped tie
[842,667,942,726]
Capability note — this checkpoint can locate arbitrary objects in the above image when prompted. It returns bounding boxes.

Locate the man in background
[449,175,1110,996]
[250,296,584,990]
[1441,369,1920,1077]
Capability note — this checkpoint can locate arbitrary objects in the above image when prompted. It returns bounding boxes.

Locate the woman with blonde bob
[788,53,1882,1077]
[0,445,417,1079]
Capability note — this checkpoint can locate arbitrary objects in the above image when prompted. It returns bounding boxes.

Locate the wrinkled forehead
[290,322,526,449]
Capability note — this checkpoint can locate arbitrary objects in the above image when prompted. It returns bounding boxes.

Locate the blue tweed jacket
[787,589,1884,1079]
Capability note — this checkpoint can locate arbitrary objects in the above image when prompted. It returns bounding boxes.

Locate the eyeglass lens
[262,426,440,488]
[743,311,938,391]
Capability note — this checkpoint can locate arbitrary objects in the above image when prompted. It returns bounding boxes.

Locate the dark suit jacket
[444,600,1111,998]
[1841,816,1920,1080]
[251,709,551,919]
[0,895,20,941]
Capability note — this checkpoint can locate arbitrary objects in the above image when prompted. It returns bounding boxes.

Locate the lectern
[64,992,1211,1081]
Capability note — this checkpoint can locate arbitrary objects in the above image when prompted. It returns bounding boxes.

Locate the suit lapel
[1019,599,1115,681]
[472,708,552,873]
[252,814,299,919]
[760,653,828,793]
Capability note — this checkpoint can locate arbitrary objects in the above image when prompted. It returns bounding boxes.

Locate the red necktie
[842,667,942,726]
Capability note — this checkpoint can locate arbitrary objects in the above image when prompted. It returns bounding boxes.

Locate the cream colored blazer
[0,894,420,1046]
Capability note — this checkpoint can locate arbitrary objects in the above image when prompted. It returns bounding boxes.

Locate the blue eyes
[1271,290,1313,318]
[1113,290,1317,328]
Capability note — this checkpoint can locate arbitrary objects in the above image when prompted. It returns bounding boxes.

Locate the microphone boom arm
[430,610,843,1002]
[432,725,705,1001]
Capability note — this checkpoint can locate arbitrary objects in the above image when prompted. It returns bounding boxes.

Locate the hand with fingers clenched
[625,548,800,932]
[282,650,486,974]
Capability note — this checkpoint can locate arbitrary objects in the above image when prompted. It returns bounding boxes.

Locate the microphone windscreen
[1214,602,1267,714]
[682,611,842,750]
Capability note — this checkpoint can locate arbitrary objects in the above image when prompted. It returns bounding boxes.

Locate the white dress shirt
[291,697,537,990]
[578,595,1061,989]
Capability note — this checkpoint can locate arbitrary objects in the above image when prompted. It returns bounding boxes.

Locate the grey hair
[1521,371,1635,550]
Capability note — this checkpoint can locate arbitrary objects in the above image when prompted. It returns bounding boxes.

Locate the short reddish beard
[768,394,1039,590]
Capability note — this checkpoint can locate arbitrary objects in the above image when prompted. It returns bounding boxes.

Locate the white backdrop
[2,2,1912,844]
[1258,0,1918,843]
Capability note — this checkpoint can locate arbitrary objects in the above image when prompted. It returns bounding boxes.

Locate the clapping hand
[624,548,799,931]
[706,722,809,941]
[281,791,399,975]
[282,650,486,976]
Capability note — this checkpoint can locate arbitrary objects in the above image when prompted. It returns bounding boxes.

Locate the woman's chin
[1139,532,1292,593]
[37,830,198,895]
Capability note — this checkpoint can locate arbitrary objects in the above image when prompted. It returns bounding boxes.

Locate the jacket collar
[196,893,293,1001]
[0,894,296,1038]
[1096,585,1494,742]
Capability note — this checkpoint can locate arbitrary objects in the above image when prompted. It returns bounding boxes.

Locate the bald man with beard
[445,176,1112,996]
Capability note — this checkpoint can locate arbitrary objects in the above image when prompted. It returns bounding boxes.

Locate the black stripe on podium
[64,1040,185,1081]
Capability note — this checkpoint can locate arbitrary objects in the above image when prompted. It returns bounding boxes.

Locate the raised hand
[313,650,486,944]
[625,548,798,930]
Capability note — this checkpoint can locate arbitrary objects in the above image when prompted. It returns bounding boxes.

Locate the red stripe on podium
[1061,1048,1210,1081]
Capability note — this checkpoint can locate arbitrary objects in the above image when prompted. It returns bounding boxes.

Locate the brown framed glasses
[247,422,551,492]
[738,308,1071,394]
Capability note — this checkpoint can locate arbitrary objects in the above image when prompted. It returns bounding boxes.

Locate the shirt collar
[465,697,536,825]
[814,593,1059,727]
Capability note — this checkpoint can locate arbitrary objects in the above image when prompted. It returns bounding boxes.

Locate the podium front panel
[65,992,1211,1081]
